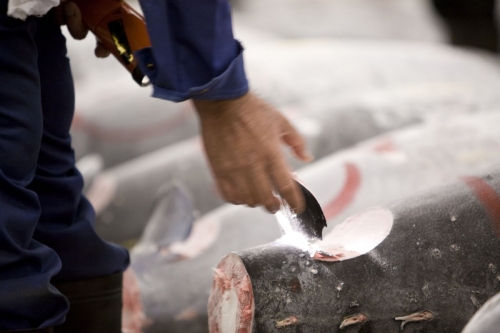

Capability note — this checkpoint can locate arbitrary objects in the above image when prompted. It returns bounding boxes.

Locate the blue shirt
[136,0,249,102]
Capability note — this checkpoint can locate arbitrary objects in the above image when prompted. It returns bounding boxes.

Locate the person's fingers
[95,42,111,58]
[280,117,314,162]
[64,2,88,40]
[232,176,255,207]
[247,166,281,213]
[269,157,305,213]
[217,178,240,204]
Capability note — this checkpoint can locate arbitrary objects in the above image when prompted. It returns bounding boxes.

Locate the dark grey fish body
[210,169,500,332]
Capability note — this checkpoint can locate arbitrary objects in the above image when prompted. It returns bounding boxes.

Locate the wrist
[193,92,252,118]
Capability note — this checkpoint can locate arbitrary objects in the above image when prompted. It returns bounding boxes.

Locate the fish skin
[140,183,196,247]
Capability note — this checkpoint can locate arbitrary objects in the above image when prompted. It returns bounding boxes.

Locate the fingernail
[305,151,314,161]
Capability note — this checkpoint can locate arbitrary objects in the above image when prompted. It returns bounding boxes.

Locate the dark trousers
[0,2,129,330]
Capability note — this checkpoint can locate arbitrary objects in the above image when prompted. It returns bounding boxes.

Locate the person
[0,0,311,331]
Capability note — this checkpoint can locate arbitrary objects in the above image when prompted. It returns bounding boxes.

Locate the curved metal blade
[276,180,327,241]
[295,180,327,240]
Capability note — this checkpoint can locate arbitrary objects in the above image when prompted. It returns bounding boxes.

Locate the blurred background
[66,0,448,243]
[62,2,500,332]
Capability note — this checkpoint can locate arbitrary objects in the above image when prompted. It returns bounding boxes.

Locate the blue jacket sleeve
[136,0,249,102]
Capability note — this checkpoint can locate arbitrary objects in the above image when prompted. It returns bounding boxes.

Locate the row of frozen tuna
[79,40,500,245]
[118,111,500,333]
[72,39,500,169]
[74,40,500,333]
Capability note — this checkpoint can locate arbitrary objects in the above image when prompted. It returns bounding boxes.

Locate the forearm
[137,0,309,213]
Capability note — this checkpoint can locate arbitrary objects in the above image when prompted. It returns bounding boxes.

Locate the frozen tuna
[87,39,500,243]
[92,110,500,244]
[128,112,500,333]
[88,138,210,243]
[71,79,199,167]
[232,0,442,42]
[209,168,500,332]
[246,40,500,109]
[72,40,500,168]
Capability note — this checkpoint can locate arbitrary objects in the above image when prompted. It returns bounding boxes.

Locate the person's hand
[53,1,111,58]
[193,92,313,214]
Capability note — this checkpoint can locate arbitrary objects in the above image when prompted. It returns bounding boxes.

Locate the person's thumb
[64,2,88,40]
[95,41,111,58]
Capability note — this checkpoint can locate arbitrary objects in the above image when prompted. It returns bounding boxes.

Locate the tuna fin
[395,310,434,330]
[77,154,104,192]
[136,181,196,249]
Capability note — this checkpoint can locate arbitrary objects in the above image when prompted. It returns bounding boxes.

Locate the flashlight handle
[72,0,151,86]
